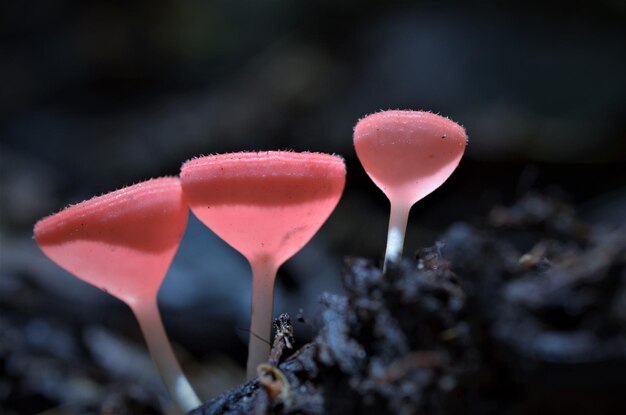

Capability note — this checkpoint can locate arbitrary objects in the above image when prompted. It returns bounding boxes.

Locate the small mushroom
[354,110,467,270]
[34,177,200,414]
[180,151,346,379]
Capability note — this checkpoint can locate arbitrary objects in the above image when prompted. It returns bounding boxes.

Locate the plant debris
[192,254,477,415]
[3,193,625,414]
[191,193,626,414]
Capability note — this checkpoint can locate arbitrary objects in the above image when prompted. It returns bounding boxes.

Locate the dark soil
[191,193,626,415]
[2,193,625,414]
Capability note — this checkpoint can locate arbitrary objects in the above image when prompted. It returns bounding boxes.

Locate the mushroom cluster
[34,110,466,413]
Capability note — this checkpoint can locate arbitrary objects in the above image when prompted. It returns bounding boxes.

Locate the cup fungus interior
[34,177,188,304]
[181,151,346,268]
[354,110,467,206]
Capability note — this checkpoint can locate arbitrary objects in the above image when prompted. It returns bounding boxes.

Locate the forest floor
[2,193,625,415]
[192,192,626,415]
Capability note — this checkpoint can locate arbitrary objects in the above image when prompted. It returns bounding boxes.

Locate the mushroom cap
[180,151,346,267]
[34,177,188,304]
[354,110,467,206]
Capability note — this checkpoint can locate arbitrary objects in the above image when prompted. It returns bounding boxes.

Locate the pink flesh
[354,110,467,206]
[180,151,346,267]
[34,178,188,305]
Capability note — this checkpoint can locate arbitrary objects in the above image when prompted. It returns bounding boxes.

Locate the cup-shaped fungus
[34,177,200,414]
[180,151,346,379]
[354,110,467,270]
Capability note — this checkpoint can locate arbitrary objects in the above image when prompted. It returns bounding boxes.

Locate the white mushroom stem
[246,260,278,380]
[132,298,201,414]
[383,202,411,272]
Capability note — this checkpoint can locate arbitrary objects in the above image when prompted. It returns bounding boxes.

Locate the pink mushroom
[180,151,346,379]
[354,110,467,270]
[34,177,200,414]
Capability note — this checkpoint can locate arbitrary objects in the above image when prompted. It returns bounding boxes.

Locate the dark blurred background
[1,0,625,413]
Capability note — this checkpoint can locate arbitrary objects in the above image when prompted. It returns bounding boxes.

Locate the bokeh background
[1,1,625,413]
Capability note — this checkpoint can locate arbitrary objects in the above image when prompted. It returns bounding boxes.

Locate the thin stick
[246,260,278,380]
[133,298,201,414]
[383,203,410,272]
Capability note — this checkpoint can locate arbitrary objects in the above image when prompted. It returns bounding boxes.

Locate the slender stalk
[246,259,278,380]
[383,202,411,272]
[132,298,201,414]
